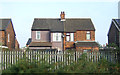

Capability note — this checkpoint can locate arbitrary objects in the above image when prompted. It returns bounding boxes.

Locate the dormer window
[36,31,41,39]
[86,31,90,40]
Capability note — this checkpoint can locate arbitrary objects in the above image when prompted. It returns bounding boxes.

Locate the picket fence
[0,50,120,70]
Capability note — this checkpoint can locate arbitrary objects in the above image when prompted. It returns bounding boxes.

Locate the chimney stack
[60,11,65,21]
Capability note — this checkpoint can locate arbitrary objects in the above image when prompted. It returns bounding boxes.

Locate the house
[108,19,120,47]
[0,18,19,50]
[27,12,99,51]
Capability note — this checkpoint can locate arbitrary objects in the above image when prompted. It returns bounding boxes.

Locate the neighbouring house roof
[108,19,120,36]
[0,18,16,35]
[75,42,99,47]
[29,42,52,47]
[112,19,120,31]
[26,38,32,46]
[0,19,11,31]
[32,18,95,32]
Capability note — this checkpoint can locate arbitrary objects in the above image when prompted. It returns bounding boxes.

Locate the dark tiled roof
[32,18,64,32]
[75,42,99,47]
[113,19,120,30]
[26,38,32,45]
[0,19,11,31]
[64,19,95,32]
[32,18,95,32]
[29,42,52,47]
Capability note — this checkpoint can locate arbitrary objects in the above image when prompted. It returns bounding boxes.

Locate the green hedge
[2,54,120,74]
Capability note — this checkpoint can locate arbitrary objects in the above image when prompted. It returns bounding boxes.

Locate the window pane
[56,33,58,41]
[66,36,70,41]
[36,31,40,39]
[58,33,61,41]
[70,33,74,41]
[86,34,90,40]
[86,31,91,40]
[53,33,61,41]
[53,33,56,41]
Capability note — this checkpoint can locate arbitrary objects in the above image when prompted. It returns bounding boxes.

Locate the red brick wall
[65,42,74,48]
[64,33,75,50]
[0,31,5,45]
[5,21,15,50]
[64,30,96,50]
[76,31,95,41]
[76,47,99,51]
[15,38,19,50]
[75,30,98,51]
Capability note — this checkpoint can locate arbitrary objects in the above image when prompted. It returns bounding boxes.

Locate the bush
[2,53,120,74]
[2,58,52,74]
[107,43,118,48]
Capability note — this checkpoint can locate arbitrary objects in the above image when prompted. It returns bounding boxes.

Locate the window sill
[65,41,74,42]
[36,39,41,40]
[52,41,62,42]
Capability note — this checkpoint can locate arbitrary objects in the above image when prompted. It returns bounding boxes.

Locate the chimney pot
[60,11,65,20]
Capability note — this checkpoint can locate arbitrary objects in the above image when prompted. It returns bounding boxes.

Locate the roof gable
[113,19,120,31]
[107,19,120,36]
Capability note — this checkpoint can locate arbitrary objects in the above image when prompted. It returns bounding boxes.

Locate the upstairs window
[53,33,61,41]
[66,33,70,41]
[36,31,41,39]
[70,33,74,41]
[66,33,74,41]
[86,31,90,40]
[8,34,10,42]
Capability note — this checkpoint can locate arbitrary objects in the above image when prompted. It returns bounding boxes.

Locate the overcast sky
[0,0,119,47]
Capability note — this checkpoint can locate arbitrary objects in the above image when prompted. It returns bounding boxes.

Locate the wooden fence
[0,50,120,70]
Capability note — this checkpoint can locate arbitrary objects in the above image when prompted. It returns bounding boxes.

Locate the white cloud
[0,0,119,3]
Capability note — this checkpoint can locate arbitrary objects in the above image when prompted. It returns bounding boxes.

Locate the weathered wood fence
[0,50,120,70]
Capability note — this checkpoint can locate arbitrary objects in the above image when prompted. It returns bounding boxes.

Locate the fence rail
[0,50,120,70]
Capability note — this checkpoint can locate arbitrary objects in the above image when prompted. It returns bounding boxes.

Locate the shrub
[2,52,120,74]
[107,43,118,48]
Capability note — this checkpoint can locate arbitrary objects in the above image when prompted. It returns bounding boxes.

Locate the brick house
[27,12,99,51]
[0,18,19,50]
[108,19,120,47]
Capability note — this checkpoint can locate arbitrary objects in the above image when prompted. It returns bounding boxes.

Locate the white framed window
[70,33,74,41]
[86,31,90,40]
[8,34,10,42]
[53,33,61,41]
[66,33,70,41]
[36,31,41,39]
[66,33,74,41]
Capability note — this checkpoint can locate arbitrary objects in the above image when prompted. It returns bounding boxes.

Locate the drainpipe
[62,33,65,51]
